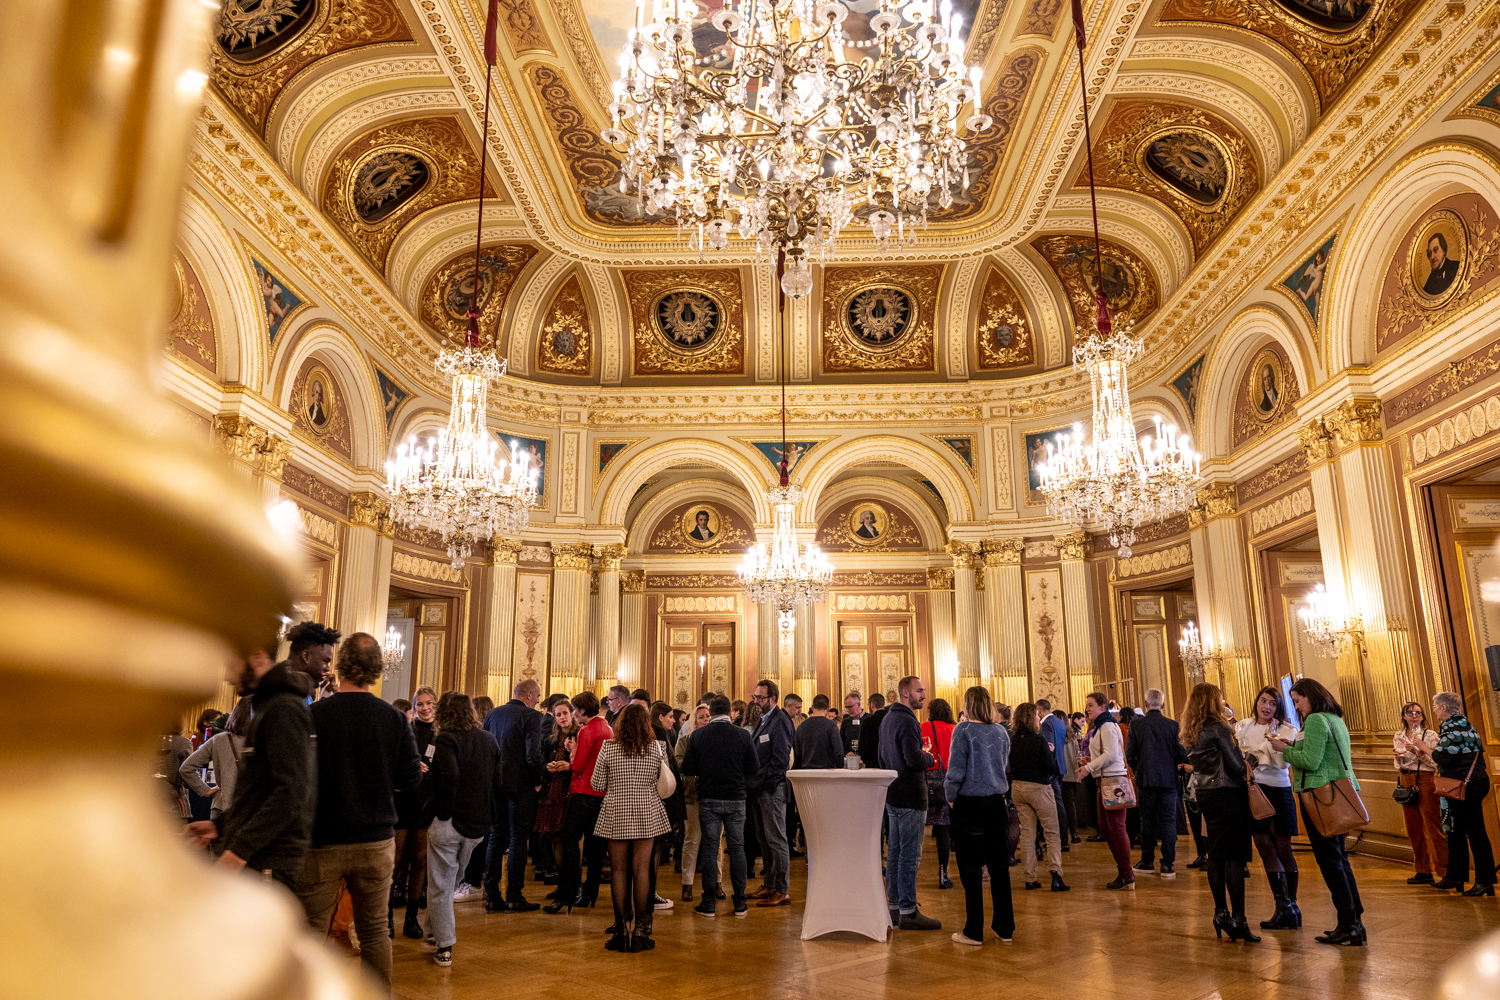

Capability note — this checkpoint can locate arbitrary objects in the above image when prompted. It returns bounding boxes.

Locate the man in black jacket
[483,678,543,911]
[793,695,844,770]
[857,693,888,769]
[1125,688,1189,877]
[187,647,317,889]
[840,692,866,758]
[748,679,795,906]
[294,633,422,986]
[880,675,938,930]
[681,695,760,917]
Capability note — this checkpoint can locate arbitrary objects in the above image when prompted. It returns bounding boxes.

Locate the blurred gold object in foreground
[0,3,374,996]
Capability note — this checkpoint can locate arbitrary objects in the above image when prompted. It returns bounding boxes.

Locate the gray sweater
[179,732,246,815]
[944,720,1012,803]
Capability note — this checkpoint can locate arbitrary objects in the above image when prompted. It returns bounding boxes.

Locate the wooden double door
[836,617,914,703]
[1119,588,1194,717]
[658,619,735,711]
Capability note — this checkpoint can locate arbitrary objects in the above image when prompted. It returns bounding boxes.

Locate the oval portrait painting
[302,365,337,435]
[679,504,724,548]
[1245,347,1287,424]
[1408,208,1468,307]
[846,502,890,545]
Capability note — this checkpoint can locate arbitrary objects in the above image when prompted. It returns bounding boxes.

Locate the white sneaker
[452,883,473,901]
[653,892,674,910]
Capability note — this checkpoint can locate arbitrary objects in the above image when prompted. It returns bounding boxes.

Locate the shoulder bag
[1297,724,1368,837]
[1247,765,1277,820]
[923,722,947,800]
[1392,761,1420,807]
[656,742,677,799]
[1434,751,1480,801]
[1100,773,1137,810]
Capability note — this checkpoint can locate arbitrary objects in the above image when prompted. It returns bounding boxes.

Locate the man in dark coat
[1125,688,1189,876]
[483,678,543,911]
[748,679,795,906]
[880,676,938,929]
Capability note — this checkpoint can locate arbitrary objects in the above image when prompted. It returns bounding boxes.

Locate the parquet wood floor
[385,839,1500,1000]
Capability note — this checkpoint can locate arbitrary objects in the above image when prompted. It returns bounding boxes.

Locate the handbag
[1297,727,1368,837]
[923,722,948,799]
[1434,752,1480,801]
[1005,797,1021,853]
[1247,766,1276,821]
[1100,773,1136,810]
[656,743,677,799]
[1392,764,1420,807]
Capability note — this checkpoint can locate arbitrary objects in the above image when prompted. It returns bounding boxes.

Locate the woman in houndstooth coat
[592,703,672,952]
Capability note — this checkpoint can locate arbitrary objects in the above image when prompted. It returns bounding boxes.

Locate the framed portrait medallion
[846,502,889,545]
[679,504,724,548]
[1245,347,1287,425]
[1408,208,1468,308]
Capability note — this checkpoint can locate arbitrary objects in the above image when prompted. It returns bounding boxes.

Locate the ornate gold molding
[553,541,595,571]
[212,414,293,482]
[595,542,628,573]
[489,537,524,564]
[1055,531,1090,561]
[1324,398,1384,449]
[1188,482,1238,528]
[348,491,392,537]
[945,540,977,570]
[927,567,955,591]
[981,537,1026,565]
[621,569,647,593]
[1298,418,1336,465]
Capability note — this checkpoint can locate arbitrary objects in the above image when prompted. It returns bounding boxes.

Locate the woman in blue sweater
[944,685,1015,947]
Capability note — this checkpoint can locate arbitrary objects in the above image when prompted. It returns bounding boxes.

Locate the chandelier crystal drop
[1036,327,1200,557]
[604,0,992,264]
[740,484,834,634]
[386,345,539,568]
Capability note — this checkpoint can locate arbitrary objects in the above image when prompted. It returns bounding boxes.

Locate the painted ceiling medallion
[845,287,916,350]
[1274,0,1371,30]
[217,0,315,62]
[654,291,722,351]
[1144,131,1229,204]
[351,150,430,223]
[419,244,538,344]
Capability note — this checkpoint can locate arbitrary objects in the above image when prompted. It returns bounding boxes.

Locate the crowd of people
[161,620,1498,991]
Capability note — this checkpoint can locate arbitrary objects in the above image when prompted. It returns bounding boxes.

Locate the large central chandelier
[1035,0,1198,557]
[602,0,992,275]
[384,5,538,568]
[740,254,834,633]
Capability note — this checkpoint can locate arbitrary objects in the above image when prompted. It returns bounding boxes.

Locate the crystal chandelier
[1034,3,1198,557]
[384,5,537,568]
[740,255,834,633]
[602,0,992,272]
[1300,583,1359,658]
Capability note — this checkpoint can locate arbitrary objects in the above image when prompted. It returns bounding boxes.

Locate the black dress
[1188,720,1251,863]
[535,726,576,834]
[395,718,435,830]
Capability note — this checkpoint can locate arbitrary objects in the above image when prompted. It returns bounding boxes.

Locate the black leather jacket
[1187,720,1246,791]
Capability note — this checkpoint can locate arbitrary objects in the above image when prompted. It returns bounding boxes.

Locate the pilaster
[982,538,1028,705]
[546,542,594,697]
[1187,482,1257,710]
[1056,531,1097,712]
[482,538,522,703]
[947,541,981,693]
[928,567,958,707]
[618,569,646,691]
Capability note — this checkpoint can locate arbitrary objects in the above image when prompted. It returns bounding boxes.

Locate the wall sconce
[382,625,406,678]
[1300,583,1362,658]
[1179,621,1205,678]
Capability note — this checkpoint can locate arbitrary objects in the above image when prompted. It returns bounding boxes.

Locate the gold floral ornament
[350,149,429,224]
[821,265,943,373]
[975,264,1034,370]
[655,291,721,350]
[652,504,750,552]
[537,274,593,376]
[819,501,922,553]
[217,0,308,54]
[624,269,745,376]
[846,287,915,349]
[421,243,539,346]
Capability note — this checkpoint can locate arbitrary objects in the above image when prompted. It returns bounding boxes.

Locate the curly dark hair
[435,691,477,734]
[334,633,383,687]
[612,703,654,757]
[286,620,341,656]
[927,698,955,725]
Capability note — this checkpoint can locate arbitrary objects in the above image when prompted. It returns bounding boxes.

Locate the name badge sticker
[759,734,770,743]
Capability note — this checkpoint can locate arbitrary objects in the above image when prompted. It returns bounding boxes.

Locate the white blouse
[1083,720,1127,778]
[1392,727,1438,771]
[1235,718,1296,788]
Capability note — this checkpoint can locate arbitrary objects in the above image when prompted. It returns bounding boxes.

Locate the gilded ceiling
[202,0,1432,392]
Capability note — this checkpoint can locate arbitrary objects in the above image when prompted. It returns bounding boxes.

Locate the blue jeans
[485,789,537,904]
[885,805,926,913]
[426,819,481,948]
[697,798,748,911]
[752,782,790,894]
[1138,786,1179,866]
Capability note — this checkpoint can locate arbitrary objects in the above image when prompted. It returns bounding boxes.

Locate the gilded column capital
[980,537,1025,565]
[1055,531,1090,561]
[1189,482,1237,528]
[212,414,293,482]
[552,541,595,571]
[928,567,954,591]
[488,537,523,565]
[945,540,977,570]
[595,542,629,573]
[1325,397,1383,450]
[621,569,647,594]
[348,491,391,537]
[1298,417,1335,465]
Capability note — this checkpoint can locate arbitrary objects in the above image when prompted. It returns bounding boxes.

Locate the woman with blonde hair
[1181,682,1256,943]
[944,686,1015,946]
[1008,702,1067,893]
[593,703,673,952]
[1391,700,1445,885]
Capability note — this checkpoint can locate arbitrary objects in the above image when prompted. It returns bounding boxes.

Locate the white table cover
[787,769,896,941]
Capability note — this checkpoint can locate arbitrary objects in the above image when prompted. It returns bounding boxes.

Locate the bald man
[484,679,544,912]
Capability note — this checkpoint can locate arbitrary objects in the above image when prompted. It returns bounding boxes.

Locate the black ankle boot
[1227,915,1261,943]
[1283,870,1302,928]
[1260,873,1296,930]
[402,910,423,939]
[938,865,953,889]
[631,915,656,952]
[1212,908,1231,939]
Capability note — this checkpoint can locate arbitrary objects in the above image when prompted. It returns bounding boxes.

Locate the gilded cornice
[1187,482,1237,528]
[621,569,647,594]
[552,541,594,570]
[489,537,524,564]
[1055,530,1091,561]
[213,414,293,482]
[946,540,978,570]
[981,537,1027,565]
[595,542,629,573]
[928,568,955,591]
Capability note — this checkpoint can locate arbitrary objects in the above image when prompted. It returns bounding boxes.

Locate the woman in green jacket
[1269,678,1364,947]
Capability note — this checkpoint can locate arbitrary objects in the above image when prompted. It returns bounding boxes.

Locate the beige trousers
[1011,780,1062,881]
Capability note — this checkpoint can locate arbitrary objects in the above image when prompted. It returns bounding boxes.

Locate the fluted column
[618,570,646,691]
[983,538,1028,705]
[976,568,992,683]
[483,538,522,703]
[1304,400,1420,732]
[1057,531,1097,712]
[757,601,779,683]
[928,567,958,707]
[1187,483,1257,709]
[336,492,393,639]
[794,597,818,705]
[594,543,626,692]
[948,541,981,693]
[212,414,293,506]
[547,542,593,697]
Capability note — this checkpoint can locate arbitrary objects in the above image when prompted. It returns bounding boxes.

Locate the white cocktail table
[787,768,896,941]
